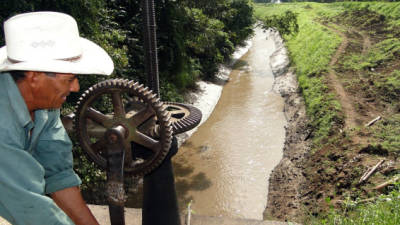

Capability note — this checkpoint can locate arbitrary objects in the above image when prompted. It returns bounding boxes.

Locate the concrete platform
[88,205,298,225]
[0,205,299,225]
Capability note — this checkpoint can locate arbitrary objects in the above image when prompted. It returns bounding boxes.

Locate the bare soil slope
[266,9,400,223]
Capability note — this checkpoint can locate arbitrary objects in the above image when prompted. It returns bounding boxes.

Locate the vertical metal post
[105,126,127,225]
[142,137,181,225]
[142,0,160,96]
[141,1,181,224]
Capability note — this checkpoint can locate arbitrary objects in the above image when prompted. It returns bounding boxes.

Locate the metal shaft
[105,125,127,225]
[142,0,160,96]
[142,137,181,225]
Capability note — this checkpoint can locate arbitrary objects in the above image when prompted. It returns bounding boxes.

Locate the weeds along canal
[172,27,286,220]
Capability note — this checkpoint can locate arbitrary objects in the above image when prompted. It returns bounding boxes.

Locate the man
[0,12,114,225]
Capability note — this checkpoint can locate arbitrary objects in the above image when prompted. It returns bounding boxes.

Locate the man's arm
[34,110,97,224]
[0,145,76,225]
[51,186,99,225]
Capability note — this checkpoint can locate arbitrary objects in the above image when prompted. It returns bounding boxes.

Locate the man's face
[33,72,80,109]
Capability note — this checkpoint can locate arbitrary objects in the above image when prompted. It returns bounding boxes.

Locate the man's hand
[51,186,100,225]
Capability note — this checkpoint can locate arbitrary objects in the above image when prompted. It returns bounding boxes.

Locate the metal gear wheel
[164,102,202,135]
[74,79,173,176]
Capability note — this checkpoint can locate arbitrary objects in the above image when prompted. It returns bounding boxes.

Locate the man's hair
[9,71,56,82]
[45,72,56,77]
[9,71,26,82]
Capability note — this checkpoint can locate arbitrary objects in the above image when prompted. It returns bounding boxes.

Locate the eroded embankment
[264,8,400,222]
[264,29,311,222]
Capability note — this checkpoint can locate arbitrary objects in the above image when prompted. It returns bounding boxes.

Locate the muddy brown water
[172,28,286,220]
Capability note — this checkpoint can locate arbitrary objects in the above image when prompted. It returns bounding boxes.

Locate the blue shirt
[0,73,81,225]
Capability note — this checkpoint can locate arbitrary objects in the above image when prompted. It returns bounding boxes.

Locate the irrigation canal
[172,27,286,220]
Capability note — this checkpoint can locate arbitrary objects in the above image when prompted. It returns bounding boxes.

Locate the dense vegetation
[0,0,254,102]
[253,0,400,2]
[255,2,400,224]
[0,0,254,201]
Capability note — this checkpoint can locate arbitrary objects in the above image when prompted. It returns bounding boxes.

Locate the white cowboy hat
[0,11,114,75]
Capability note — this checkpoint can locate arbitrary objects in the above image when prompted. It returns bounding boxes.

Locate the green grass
[377,69,400,104]
[255,3,343,145]
[335,2,400,23]
[332,2,400,30]
[313,185,400,225]
[342,38,400,70]
[255,2,400,146]
[255,2,400,224]
[335,8,400,107]
[370,114,400,154]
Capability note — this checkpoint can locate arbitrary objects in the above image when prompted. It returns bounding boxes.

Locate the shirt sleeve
[33,110,81,194]
[0,75,76,224]
[0,141,75,225]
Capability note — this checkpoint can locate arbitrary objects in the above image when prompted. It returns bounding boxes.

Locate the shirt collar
[1,73,33,128]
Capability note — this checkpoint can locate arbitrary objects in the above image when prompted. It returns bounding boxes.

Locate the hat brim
[0,38,114,75]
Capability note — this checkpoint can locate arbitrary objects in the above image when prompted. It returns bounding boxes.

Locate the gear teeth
[160,111,168,118]
[165,115,171,124]
[150,93,157,100]
[150,97,158,105]
[73,78,173,176]
[135,84,144,91]
[140,86,149,93]
[154,102,163,109]
[144,91,152,98]
[163,102,202,135]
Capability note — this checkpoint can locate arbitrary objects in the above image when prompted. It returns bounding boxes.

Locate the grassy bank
[255,2,400,224]
[255,3,343,145]
[312,186,400,225]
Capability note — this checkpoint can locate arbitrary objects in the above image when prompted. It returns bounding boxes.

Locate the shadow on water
[232,59,249,70]
[174,165,212,192]
[211,59,249,86]
[173,149,213,207]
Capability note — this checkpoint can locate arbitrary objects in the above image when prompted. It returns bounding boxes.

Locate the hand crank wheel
[74,79,172,176]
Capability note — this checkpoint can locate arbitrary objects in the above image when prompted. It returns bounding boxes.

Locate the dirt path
[360,30,371,54]
[268,10,400,223]
[323,24,372,130]
[325,25,358,129]
[267,20,380,223]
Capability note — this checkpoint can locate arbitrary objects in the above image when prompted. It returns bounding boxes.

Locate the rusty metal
[105,125,127,225]
[74,79,172,176]
[66,0,202,224]
[142,0,159,96]
[164,102,202,135]
[144,102,203,137]
[142,137,181,225]
[61,113,74,135]
[107,181,126,205]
